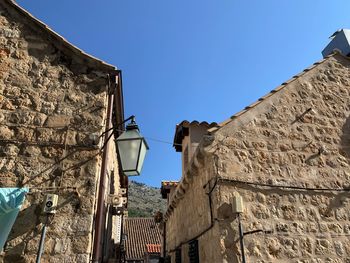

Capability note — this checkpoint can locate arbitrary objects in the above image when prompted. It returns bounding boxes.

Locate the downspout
[92,74,116,263]
[35,215,49,263]
[167,177,217,253]
[163,221,166,259]
[119,213,124,263]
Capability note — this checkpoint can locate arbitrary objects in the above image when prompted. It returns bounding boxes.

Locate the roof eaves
[173,120,217,151]
[5,0,117,72]
[163,52,349,222]
[208,53,337,134]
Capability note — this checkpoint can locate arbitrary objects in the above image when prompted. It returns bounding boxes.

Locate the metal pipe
[114,70,125,133]
[168,178,217,253]
[238,213,246,263]
[36,215,49,263]
[119,213,124,263]
[92,75,115,263]
[162,221,166,259]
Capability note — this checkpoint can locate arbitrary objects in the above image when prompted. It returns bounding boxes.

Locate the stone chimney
[161,181,179,204]
[173,121,217,177]
[322,29,350,57]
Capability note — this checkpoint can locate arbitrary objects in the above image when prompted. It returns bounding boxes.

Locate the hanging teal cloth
[0,188,29,252]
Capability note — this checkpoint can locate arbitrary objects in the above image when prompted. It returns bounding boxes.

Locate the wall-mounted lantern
[115,117,149,176]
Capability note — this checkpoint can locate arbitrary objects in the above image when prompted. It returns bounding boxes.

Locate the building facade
[163,52,350,262]
[0,1,126,262]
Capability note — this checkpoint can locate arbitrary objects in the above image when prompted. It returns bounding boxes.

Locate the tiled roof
[146,244,161,254]
[161,181,179,198]
[161,181,179,187]
[173,120,217,151]
[176,120,218,127]
[3,0,117,72]
[123,218,162,260]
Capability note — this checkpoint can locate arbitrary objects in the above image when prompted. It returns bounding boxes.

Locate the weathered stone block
[315,239,333,256]
[71,235,91,254]
[0,125,14,139]
[45,115,71,128]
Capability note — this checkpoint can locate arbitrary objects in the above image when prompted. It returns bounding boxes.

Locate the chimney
[322,29,350,58]
[173,121,217,177]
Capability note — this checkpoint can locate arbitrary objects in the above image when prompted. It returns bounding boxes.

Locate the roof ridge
[4,0,117,71]
[208,52,338,134]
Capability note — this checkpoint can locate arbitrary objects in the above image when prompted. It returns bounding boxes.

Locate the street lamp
[115,116,149,176]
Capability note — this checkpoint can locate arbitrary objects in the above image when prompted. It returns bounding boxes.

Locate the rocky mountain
[127,180,167,217]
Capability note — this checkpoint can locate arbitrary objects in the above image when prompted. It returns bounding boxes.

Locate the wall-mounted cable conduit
[167,177,218,253]
[218,177,350,192]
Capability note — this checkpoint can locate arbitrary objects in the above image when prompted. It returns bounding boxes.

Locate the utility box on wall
[43,194,59,214]
[232,195,244,214]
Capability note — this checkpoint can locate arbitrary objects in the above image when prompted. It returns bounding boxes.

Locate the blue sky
[17,0,350,187]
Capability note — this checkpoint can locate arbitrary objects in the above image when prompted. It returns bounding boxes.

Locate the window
[188,240,199,263]
[164,255,171,263]
[175,248,181,263]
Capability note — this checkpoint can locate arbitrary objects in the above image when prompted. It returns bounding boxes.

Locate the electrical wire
[0,135,347,153]
[27,186,77,194]
[14,121,110,188]
[0,138,99,149]
[103,126,182,147]
[168,177,217,253]
[145,137,180,146]
[218,177,350,192]
[4,119,345,151]
[4,103,350,193]
[3,99,349,150]
[105,126,350,152]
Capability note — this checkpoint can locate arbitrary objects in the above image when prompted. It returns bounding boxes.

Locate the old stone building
[162,39,350,261]
[0,1,127,262]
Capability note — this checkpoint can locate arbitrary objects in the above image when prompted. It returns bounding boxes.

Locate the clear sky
[17,0,350,187]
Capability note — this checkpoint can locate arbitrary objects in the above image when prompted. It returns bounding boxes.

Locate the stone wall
[0,2,122,262]
[164,54,350,263]
[164,147,222,263]
[215,54,350,262]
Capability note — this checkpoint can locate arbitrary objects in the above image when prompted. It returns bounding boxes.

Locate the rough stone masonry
[0,1,123,262]
[164,54,350,263]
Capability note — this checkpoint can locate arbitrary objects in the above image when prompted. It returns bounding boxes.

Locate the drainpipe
[92,75,115,263]
[35,215,49,263]
[163,221,166,259]
[237,213,246,263]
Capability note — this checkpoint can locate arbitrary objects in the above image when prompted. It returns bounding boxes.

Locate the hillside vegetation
[128,180,167,217]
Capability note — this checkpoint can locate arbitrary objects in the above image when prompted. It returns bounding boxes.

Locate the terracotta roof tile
[161,181,179,198]
[173,120,217,151]
[146,244,161,254]
[123,218,161,260]
[176,120,217,127]
[161,181,179,187]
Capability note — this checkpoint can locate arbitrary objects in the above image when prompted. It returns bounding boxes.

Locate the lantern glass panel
[117,138,141,175]
[136,139,148,174]
[116,128,148,176]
